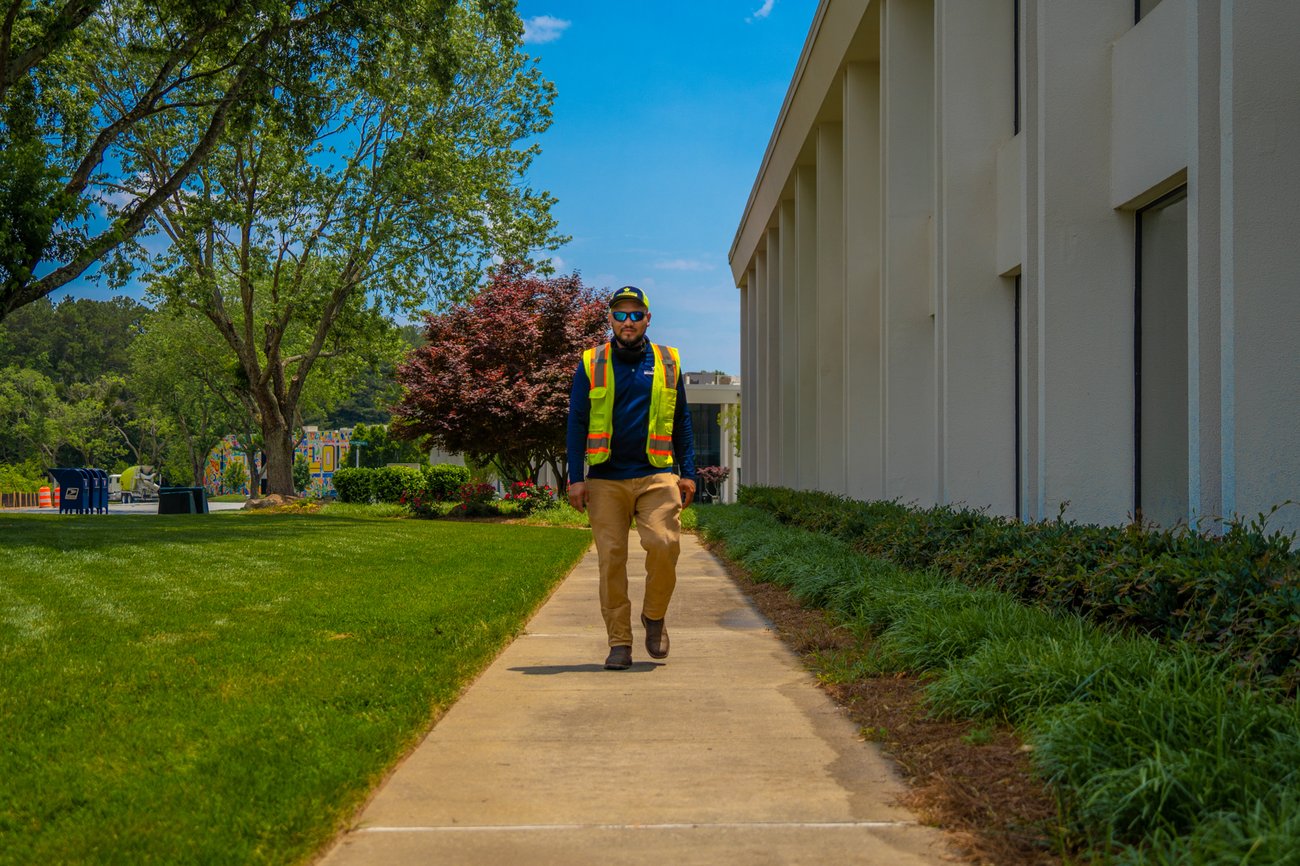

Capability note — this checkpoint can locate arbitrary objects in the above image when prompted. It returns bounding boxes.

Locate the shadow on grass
[509,662,664,675]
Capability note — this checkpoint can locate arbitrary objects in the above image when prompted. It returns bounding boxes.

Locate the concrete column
[778,200,799,487]
[934,0,1016,515]
[795,164,819,491]
[1187,0,1221,527]
[753,249,769,486]
[1223,2,1300,535]
[740,270,754,490]
[844,61,884,501]
[816,122,847,495]
[881,0,938,505]
[765,225,782,486]
[1022,0,1135,525]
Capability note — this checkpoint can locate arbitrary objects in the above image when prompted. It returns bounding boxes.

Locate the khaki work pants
[586,473,683,647]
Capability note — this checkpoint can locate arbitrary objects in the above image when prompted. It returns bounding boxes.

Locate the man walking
[567,286,696,670]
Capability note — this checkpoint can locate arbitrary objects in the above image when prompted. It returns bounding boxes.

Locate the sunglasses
[611,310,646,323]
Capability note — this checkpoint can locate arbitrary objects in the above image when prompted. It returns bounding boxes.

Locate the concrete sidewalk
[319,532,952,865]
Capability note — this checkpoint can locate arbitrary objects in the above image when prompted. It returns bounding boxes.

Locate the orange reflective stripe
[648,433,673,457]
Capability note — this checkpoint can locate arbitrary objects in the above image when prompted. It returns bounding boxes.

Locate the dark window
[690,404,722,470]
[1135,187,1189,525]
[1014,275,1022,519]
[1136,0,1164,23]
[1013,0,1021,135]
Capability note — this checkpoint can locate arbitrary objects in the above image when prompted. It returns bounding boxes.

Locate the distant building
[730,0,1300,533]
[684,372,742,503]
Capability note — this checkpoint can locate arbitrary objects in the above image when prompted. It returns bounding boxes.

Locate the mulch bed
[703,540,1066,866]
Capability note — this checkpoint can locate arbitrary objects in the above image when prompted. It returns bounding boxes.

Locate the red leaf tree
[392,262,608,486]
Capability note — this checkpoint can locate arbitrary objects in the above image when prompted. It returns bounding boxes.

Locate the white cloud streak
[746,0,776,23]
[655,258,717,272]
[522,15,571,45]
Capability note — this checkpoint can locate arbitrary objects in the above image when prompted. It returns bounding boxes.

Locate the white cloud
[746,0,776,23]
[522,15,571,44]
[655,258,717,272]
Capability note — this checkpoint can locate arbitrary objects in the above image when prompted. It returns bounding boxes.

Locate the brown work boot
[641,613,669,659]
[604,645,632,670]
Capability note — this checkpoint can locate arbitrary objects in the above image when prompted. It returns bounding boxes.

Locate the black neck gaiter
[612,337,646,365]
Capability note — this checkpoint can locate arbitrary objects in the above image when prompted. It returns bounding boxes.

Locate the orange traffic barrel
[38,486,51,508]
[53,486,60,508]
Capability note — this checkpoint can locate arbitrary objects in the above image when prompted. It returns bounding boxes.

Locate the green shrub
[737,485,1300,689]
[0,463,45,493]
[221,460,248,495]
[423,463,471,501]
[293,454,311,493]
[1120,794,1300,865]
[698,501,1300,865]
[925,626,1168,724]
[874,588,1073,673]
[330,467,373,503]
[371,466,421,503]
[1032,649,1300,847]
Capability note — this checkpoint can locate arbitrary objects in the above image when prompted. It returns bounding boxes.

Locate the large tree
[1,0,522,322]
[125,0,560,496]
[392,262,607,485]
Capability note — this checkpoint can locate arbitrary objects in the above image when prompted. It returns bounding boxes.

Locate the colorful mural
[202,428,354,497]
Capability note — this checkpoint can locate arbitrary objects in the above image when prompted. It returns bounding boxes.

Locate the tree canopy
[392,261,607,484]
[126,0,561,495]
[0,0,523,322]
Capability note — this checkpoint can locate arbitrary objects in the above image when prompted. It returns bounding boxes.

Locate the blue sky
[54,1,816,377]
[518,1,816,374]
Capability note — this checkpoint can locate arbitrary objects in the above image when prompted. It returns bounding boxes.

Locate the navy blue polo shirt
[566,342,696,485]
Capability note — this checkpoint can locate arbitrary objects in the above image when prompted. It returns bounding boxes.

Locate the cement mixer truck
[110,466,161,503]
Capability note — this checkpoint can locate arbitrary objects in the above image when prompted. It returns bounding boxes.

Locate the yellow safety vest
[582,341,681,468]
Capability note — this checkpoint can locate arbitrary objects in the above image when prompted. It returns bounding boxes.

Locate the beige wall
[731,0,1300,537]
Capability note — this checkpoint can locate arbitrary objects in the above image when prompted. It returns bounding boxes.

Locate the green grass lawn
[0,511,592,865]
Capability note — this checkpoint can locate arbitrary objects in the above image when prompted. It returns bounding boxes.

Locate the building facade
[731,0,1300,533]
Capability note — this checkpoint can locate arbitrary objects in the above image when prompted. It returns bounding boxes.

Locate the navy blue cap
[608,286,649,309]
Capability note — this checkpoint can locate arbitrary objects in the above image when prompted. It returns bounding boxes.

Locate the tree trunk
[262,420,297,497]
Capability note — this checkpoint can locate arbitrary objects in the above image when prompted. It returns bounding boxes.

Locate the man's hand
[568,481,588,512]
[678,477,696,509]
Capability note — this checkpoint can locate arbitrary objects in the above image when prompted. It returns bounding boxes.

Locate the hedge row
[695,505,1300,863]
[331,464,471,505]
[737,486,1300,689]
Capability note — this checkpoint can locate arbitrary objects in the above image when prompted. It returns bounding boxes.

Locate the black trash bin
[158,487,209,514]
[158,487,195,514]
